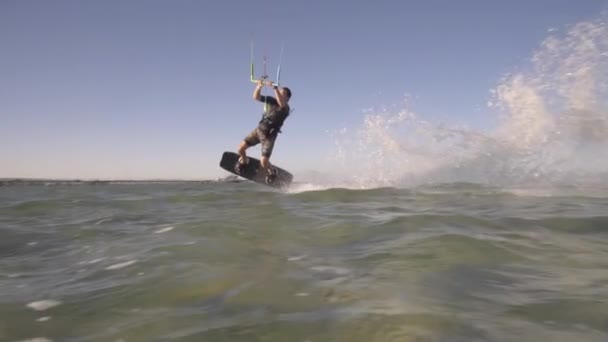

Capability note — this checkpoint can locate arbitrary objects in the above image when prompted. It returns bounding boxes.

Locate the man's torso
[259,96,290,133]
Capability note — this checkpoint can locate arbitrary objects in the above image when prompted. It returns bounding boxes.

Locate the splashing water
[327,14,608,190]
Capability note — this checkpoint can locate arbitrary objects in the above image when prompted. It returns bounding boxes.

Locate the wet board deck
[219,151,293,189]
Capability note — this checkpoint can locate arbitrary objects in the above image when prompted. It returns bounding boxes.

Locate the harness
[259,106,290,136]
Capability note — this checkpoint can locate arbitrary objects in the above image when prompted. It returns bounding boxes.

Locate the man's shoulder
[261,95,277,100]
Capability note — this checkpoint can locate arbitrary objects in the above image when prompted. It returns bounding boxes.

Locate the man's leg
[238,129,260,165]
[237,140,249,165]
[260,155,272,172]
[260,134,278,182]
[235,129,259,174]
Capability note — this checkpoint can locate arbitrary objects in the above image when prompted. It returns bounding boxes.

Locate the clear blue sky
[1,0,606,180]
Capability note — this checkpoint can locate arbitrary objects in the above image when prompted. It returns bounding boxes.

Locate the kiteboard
[219,151,293,189]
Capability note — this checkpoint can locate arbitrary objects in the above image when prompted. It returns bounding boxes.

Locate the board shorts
[243,127,277,158]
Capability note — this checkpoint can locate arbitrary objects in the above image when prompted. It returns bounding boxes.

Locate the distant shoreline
[0,176,242,186]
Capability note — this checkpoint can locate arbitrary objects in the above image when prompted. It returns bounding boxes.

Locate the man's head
[280,87,292,100]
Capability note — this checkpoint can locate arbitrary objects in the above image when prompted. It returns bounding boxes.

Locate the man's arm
[272,86,287,108]
[252,80,263,101]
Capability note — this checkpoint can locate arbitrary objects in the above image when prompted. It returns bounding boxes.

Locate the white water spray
[325,14,608,189]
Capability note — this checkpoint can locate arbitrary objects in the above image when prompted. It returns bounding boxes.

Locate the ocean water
[3,11,608,342]
[1,182,607,342]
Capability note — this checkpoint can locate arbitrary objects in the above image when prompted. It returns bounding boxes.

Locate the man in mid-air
[236,79,292,183]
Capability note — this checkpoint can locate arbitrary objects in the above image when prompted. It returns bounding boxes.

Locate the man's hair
[282,87,292,99]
